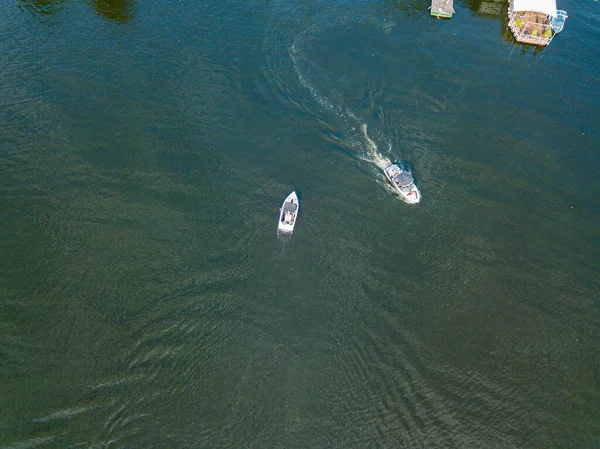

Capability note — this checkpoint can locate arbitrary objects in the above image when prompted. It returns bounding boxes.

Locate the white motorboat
[384,164,420,204]
[278,191,299,234]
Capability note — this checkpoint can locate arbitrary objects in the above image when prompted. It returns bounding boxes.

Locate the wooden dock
[430,0,455,18]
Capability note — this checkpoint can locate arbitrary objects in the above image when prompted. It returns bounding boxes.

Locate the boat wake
[358,123,391,170]
[289,35,408,199]
[289,37,337,114]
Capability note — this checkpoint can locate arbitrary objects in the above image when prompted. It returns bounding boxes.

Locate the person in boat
[284,211,292,224]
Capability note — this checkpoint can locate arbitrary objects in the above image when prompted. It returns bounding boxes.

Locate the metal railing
[508,11,554,46]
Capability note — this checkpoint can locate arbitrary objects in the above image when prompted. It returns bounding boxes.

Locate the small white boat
[384,164,420,204]
[278,191,299,234]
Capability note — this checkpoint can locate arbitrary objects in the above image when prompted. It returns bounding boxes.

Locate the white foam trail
[359,123,391,169]
[287,29,421,204]
[289,42,336,112]
[289,36,391,173]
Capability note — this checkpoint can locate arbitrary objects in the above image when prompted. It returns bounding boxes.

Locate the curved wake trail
[289,40,336,113]
[288,39,392,174]
[359,123,391,170]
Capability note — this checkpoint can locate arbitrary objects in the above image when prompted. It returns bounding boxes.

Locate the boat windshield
[393,171,414,187]
[283,202,297,213]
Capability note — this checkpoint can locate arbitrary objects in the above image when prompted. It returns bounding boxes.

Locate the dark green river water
[1,0,599,447]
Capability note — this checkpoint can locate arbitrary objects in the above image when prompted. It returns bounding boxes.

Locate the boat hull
[278,191,299,234]
[384,165,420,204]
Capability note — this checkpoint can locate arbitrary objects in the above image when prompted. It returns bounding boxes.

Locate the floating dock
[430,0,455,18]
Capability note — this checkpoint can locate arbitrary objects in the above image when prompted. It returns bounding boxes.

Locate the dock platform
[430,0,455,18]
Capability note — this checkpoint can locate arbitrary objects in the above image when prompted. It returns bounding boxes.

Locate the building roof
[513,0,557,17]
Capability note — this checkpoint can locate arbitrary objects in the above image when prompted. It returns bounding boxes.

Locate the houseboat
[508,0,567,46]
